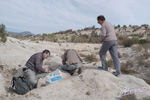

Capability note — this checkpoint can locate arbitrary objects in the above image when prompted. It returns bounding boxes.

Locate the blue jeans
[62,64,82,74]
[24,68,47,87]
[99,40,121,75]
[62,64,82,71]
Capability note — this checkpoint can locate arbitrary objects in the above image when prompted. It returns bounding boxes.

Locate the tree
[0,24,7,43]
[117,25,120,28]
[123,25,127,29]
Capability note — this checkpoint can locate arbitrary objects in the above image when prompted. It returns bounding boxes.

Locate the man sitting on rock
[61,49,83,75]
[23,49,51,88]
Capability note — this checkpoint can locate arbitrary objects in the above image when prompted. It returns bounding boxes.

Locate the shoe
[69,70,75,75]
[78,67,83,74]
[98,66,108,71]
[73,68,79,76]
[112,71,119,76]
[70,68,79,76]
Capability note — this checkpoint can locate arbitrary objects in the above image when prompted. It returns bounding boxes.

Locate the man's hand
[45,68,51,73]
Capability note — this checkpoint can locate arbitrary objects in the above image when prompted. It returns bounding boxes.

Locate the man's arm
[98,25,107,43]
[35,56,45,73]
[62,51,68,65]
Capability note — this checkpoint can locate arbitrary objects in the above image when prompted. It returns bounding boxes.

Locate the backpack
[12,76,33,95]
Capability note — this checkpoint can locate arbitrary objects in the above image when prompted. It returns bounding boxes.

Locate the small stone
[86,91,91,95]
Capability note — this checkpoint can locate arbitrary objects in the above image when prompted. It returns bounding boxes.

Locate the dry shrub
[84,54,98,62]
[132,45,143,52]
[134,44,150,52]
[142,97,150,100]
[120,94,137,100]
[136,51,150,67]
[145,61,150,68]
[107,59,114,68]
[121,62,138,74]
[118,52,122,58]
[142,78,150,85]
[61,48,67,52]
[94,47,99,50]
[36,41,39,43]
[122,38,134,47]
[79,53,87,58]
[135,55,145,65]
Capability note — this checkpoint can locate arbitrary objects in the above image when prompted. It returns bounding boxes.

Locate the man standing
[97,15,121,76]
[24,49,51,88]
[61,49,83,75]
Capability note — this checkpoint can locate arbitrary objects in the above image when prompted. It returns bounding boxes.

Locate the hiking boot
[78,67,83,74]
[112,71,121,77]
[69,70,75,75]
[72,68,79,76]
[98,66,108,71]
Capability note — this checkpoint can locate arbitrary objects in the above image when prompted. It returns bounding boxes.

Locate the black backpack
[12,76,33,95]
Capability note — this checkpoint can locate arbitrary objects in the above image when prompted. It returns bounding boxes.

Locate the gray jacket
[62,49,82,66]
[25,52,45,73]
[99,21,117,42]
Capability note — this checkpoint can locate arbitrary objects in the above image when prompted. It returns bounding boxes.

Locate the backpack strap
[12,77,16,88]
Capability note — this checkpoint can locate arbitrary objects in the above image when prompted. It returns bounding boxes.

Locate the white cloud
[0,0,150,34]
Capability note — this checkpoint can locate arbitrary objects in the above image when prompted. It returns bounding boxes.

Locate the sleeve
[35,55,45,73]
[76,51,83,63]
[62,51,67,65]
[99,25,107,42]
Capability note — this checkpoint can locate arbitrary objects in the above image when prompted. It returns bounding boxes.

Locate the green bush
[139,39,147,44]
[132,37,139,44]
[0,24,7,43]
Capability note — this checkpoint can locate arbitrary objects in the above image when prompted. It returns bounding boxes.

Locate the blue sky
[0,0,150,34]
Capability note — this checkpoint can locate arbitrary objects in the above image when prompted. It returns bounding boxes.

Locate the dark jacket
[25,52,45,73]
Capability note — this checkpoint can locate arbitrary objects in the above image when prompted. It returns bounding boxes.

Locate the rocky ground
[0,37,150,100]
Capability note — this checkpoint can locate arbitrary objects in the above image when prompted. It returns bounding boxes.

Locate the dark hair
[42,49,50,55]
[97,15,105,21]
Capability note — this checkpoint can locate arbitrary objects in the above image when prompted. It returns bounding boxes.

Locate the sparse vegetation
[71,34,90,43]
[70,30,99,43]
[9,24,150,45]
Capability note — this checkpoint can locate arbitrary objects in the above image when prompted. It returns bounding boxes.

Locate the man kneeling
[61,49,83,75]
[24,49,51,88]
